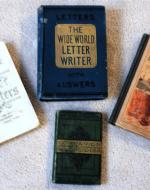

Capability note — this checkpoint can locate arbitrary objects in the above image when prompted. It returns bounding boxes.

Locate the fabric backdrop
[0,0,150,190]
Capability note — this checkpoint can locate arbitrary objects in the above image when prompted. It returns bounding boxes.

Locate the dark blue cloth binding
[38,6,108,101]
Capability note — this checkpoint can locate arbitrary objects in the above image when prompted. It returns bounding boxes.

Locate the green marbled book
[52,110,102,185]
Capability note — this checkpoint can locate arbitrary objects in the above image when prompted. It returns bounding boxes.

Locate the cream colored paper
[0,42,39,144]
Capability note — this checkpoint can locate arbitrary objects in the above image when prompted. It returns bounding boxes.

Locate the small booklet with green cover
[52,110,102,185]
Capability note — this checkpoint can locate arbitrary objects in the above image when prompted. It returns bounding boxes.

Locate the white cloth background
[0,0,150,190]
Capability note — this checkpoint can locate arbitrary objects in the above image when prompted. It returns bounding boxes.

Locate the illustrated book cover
[109,34,150,139]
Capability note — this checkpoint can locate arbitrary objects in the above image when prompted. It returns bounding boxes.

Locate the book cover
[0,42,40,144]
[52,111,102,185]
[38,6,107,101]
[109,34,150,139]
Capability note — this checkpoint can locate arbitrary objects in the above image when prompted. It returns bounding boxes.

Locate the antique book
[0,42,40,144]
[38,6,107,101]
[52,111,102,185]
[109,34,150,139]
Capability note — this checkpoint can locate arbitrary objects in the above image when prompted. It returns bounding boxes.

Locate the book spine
[37,6,44,100]
[109,34,150,125]
[103,7,108,99]
[52,111,59,183]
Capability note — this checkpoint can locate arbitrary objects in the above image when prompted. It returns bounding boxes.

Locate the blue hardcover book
[38,6,107,101]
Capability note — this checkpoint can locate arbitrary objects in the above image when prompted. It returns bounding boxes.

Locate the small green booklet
[52,110,102,185]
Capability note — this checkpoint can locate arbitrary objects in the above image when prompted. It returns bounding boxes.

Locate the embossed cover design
[52,111,102,184]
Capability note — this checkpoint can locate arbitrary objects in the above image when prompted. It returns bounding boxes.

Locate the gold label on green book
[55,24,97,68]
[56,140,101,155]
